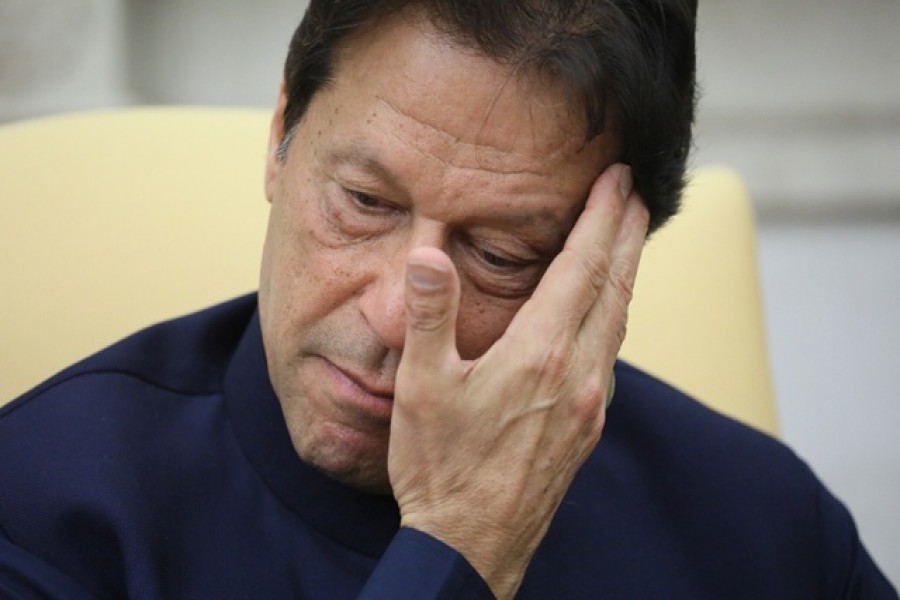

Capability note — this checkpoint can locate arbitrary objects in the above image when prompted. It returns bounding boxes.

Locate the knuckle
[599,283,631,348]
[575,250,611,297]
[405,295,449,332]
[588,409,606,441]
[569,376,606,422]
[609,270,635,306]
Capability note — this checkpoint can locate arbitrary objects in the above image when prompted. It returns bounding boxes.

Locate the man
[0,0,896,598]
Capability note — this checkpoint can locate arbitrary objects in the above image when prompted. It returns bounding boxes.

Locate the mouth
[337,364,395,401]
[318,357,395,422]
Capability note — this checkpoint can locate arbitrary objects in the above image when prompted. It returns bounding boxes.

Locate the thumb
[402,246,460,371]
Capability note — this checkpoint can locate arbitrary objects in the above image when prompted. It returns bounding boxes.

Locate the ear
[264,82,288,204]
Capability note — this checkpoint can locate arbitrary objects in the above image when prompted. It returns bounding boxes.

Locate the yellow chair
[0,108,777,436]
[620,168,777,435]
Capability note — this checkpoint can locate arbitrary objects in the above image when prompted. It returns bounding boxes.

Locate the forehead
[318,12,616,169]
[284,12,619,232]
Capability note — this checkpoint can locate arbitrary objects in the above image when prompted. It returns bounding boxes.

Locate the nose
[357,247,408,351]
[358,222,448,351]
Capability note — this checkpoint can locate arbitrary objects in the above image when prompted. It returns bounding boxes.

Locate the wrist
[400,513,532,600]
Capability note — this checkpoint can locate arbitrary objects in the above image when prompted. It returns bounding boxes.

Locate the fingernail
[618,166,633,201]
[407,260,447,291]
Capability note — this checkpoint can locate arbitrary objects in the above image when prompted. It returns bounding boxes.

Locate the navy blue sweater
[1,295,895,598]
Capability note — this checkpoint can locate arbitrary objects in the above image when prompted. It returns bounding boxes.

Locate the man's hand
[389,164,648,599]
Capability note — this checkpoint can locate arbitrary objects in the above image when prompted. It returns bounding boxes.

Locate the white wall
[0,0,133,121]
[122,0,300,107]
[2,0,898,586]
[694,0,900,214]
[758,220,900,581]
[694,0,900,583]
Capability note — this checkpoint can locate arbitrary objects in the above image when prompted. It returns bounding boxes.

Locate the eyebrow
[328,144,401,188]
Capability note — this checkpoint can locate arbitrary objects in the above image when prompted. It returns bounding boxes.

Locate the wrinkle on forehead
[325,11,613,183]
[372,94,582,178]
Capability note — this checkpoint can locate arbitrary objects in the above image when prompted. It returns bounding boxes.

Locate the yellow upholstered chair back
[619,168,777,435]
[0,108,777,436]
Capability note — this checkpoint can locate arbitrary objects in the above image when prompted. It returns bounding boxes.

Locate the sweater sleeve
[0,533,99,600]
[358,528,495,599]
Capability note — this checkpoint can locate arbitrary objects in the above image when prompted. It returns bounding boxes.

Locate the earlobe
[264,82,289,204]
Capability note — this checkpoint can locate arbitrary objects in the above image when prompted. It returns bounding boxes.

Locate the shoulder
[0,293,255,477]
[0,295,256,427]
[2,293,258,415]
[0,294,257,531]
[533,361,891,597]
[0,294,261,596]
[0,289,257,443]
[0,293,258,475]
[608,360,798,471]
[600,360,819,514]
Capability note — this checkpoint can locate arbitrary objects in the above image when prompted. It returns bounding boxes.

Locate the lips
[333,362,395,400]
[317,357,395,424]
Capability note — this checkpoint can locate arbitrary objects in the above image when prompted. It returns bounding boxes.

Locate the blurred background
[1,0,898,584]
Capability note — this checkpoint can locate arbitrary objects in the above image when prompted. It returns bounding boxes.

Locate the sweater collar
[223,308,400,557]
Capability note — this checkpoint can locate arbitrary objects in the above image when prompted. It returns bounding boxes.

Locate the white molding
[694,109,900,217]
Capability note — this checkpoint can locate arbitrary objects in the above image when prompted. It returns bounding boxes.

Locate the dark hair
[281,0,697,233]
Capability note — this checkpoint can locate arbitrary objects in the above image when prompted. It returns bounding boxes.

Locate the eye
[348,190,382,209]
[469,238,540,275]
[465,242,544,298]
[480,249,525,270]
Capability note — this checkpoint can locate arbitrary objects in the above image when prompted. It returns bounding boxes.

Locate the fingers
[522,164,635,329]
[608,188,650,305]
[577,179,649,371]
[401,246,461,373]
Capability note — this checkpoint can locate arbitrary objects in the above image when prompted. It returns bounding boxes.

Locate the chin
[300,427,393,494]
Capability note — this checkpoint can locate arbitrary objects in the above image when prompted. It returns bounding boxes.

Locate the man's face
[260,13,618,492]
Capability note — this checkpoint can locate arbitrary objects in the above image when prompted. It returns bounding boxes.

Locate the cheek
[455,284,525,360]
[270,180,364,279]
[261,195,364,337]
